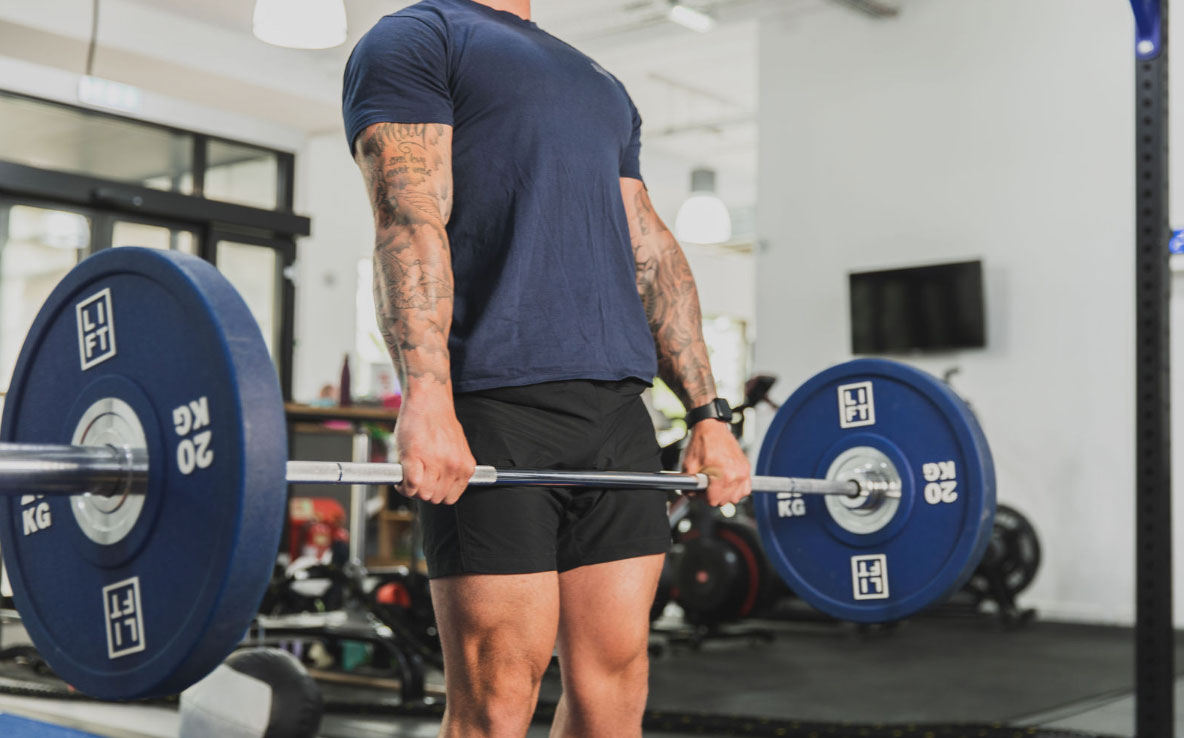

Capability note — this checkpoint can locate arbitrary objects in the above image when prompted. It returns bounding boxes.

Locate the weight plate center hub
[70,397,147,545]
[825,446,901,534]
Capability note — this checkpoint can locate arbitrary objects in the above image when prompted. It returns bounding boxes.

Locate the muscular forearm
[622,179,750,504]
[354,122,471,504]
[626,182,716,410]
[356,123,456,400]
[637,232,717,409]
[372,224,454,398]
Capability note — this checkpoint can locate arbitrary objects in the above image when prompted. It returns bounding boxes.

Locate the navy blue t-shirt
[342,0,658,393]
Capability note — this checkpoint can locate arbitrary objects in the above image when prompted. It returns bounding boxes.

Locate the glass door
[109,216,199,255]
[211,231,295,397]
[0,199,93,408]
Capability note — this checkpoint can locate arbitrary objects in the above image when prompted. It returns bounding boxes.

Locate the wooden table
[284,403,398,425]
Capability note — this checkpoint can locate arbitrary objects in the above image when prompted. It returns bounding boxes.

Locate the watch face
[689,399,731,426]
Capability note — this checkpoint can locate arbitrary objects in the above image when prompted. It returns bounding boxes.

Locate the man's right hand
[394,391,476,505]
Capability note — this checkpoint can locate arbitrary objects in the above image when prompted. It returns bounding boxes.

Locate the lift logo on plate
[837,381,875,428]
[103,577,146,659]
[851,554,890,600]
[76,288,117,371]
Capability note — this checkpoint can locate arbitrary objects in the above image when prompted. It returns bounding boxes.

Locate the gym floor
[2,616,1181,737]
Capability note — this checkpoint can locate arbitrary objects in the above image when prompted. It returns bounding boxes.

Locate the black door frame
[208,228,298,400]
[0,161,309,401]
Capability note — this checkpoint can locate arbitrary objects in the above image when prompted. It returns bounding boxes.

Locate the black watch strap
[685,398,732,428]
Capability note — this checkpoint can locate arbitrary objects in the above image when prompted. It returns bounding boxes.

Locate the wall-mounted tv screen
[849,260,986,354]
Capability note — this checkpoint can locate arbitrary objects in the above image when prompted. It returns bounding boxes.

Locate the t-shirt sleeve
[620,93,644,182]
[342,15,453,155]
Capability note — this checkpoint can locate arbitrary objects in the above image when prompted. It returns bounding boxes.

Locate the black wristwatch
[685,398,732,428]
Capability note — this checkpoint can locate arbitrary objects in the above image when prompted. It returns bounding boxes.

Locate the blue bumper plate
[0,248,286,699]
[754,359,995,623]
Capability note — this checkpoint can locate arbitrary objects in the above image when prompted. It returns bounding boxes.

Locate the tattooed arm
[354,122,474,505]
[623,179,715,410]
[621,177,751,506]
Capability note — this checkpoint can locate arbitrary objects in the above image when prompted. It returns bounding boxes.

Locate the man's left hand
[681,420,752,507]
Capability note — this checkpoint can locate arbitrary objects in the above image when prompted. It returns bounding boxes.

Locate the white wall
[635,146,757,324]
[756,0,1138,623]
[1171,267,1184,628]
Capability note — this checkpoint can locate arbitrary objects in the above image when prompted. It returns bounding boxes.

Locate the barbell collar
[0,443,144,498]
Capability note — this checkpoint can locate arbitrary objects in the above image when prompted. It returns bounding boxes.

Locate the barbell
[0,248,995,700]
[0,443,867,497]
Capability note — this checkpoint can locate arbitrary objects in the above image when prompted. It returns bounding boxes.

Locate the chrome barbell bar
[0,442,892,499]
[283,460,866,496]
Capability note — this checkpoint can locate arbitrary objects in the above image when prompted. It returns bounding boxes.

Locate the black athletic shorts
[417,379,671,578]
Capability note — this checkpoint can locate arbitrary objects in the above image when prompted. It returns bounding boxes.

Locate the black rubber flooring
[319,616,1184,735]
[4,615,1181,737]
[631,617,1162,724]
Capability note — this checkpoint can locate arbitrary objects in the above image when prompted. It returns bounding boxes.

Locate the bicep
[620,176,646,226]
[355,122,454,228]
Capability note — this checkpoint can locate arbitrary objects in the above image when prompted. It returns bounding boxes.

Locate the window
[0,94,194,194]
[205,140,280,210]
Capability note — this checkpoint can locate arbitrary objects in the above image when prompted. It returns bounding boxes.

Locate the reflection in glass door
[111,219,197,254]
[212,233,294,398]
[215,238,282,369]
[0,202,90,397]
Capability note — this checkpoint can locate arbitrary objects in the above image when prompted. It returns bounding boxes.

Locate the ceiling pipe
[570,0,780,45]
[828,0,901,18]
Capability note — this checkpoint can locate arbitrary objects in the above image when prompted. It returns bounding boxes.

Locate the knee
[447,659,547,736]
[558,652,649,738]
[567,646,650,708]
[471,684,539,737]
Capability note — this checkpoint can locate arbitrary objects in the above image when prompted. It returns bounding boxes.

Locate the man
[342,1,752,736]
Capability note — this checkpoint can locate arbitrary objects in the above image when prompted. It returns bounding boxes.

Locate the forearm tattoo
[355,123,455,392]
[627,185,717,410]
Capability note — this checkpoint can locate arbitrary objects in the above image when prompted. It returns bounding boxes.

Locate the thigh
[557,389,669,571]
[418,486,564,577]
[420,391,574,578]
[555,554,665,682]
[432,572,560,694]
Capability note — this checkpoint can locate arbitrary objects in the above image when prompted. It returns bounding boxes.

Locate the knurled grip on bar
[282,460,862,496]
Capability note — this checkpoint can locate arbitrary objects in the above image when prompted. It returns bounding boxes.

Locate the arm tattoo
[626,184,718,410]
[355,122,455,392]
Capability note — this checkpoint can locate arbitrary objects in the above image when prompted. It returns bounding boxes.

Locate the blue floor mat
[0,714,104,737]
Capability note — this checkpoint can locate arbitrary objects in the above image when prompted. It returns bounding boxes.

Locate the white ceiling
[122,0,792,177]
[0,0,840,199]
[141,0,762,54]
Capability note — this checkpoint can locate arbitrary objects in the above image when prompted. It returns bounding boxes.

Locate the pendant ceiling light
[253,0,347,50]
[667,2,716,33]
[675,168,732,245]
